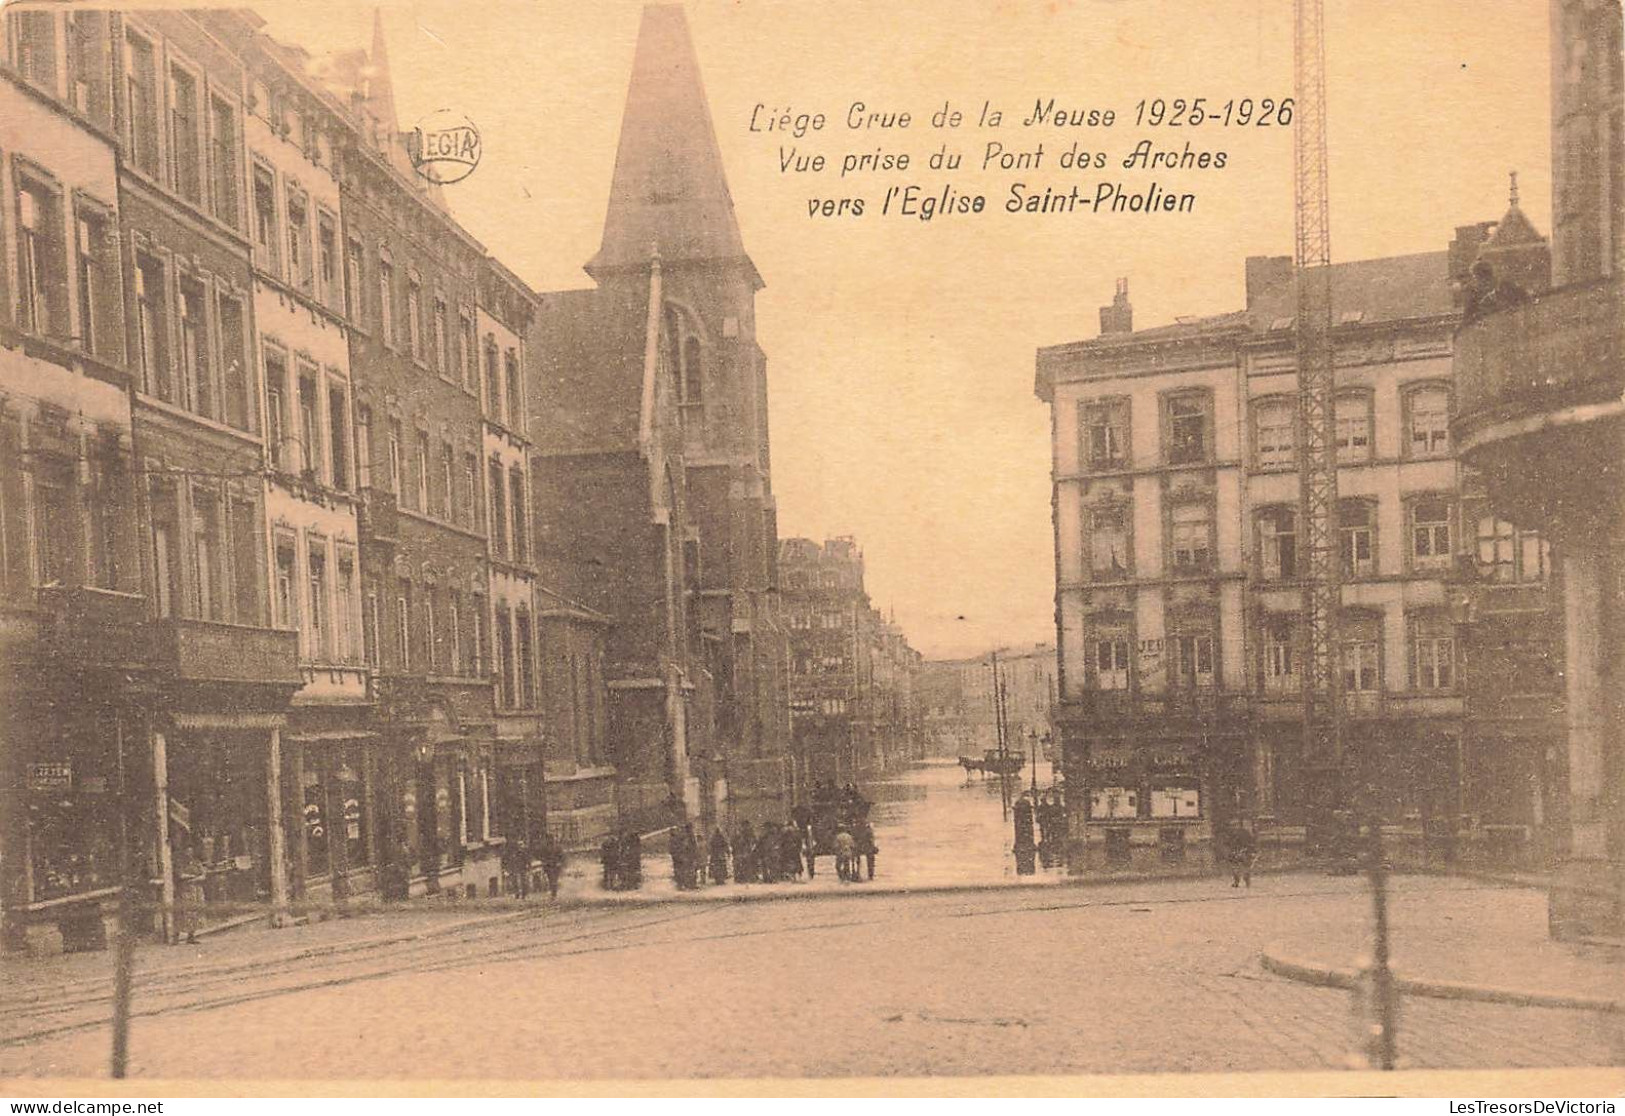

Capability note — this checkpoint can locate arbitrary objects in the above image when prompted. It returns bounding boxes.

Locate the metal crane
[1292,0,1344,847]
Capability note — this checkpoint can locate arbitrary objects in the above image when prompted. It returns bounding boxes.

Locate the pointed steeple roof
[1488,170,1544,247]
[587,5,758,285]
[365,7,398,138]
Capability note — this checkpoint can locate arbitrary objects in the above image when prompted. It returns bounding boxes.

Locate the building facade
[916,645,1056,765]
[1036,238,1567,871]
[1,7,601,950]
[1453,0,1623,937]
[780,536,923,787]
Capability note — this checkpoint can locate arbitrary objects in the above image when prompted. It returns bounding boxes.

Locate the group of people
[499,830,566,900]
[599,829,645,891]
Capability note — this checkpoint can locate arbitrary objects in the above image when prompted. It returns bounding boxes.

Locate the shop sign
[28,762,72,792]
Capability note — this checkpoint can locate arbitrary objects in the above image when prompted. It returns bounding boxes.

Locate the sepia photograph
[0,0,1621,1099]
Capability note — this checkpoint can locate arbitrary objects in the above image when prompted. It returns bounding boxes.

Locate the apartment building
[1035,223,1566,870]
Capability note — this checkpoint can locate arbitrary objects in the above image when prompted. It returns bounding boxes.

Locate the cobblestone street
[4,874,1619,1081]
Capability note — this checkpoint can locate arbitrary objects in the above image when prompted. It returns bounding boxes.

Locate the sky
[260,0,1552,660]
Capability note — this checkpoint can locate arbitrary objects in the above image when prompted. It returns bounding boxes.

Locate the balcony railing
[151,617,301,685]
[1453,278,1625,445]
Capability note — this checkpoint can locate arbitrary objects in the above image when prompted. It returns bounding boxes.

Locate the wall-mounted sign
[27,762,72,792]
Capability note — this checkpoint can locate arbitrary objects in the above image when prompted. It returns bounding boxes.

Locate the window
[1339,500,1375,579]
[440,442,455,520]
[1165,393,1209,465]
[1410,614,1455,690]
[509,465,528,563]
[387,419,403,496]
[355,406,372,489]
[1258,506,1297,580]
[489,458,508,558]
[1340,617,1380,693]
[307,542,329,660]
[364,590,380,665]
[286,188,310,291]
[1089,505,1129,579]
[74,207,114,358]
[505,350,523,428]
[210,97,238,227]
[463,452,480,529]
[1169,501,1213,571]
[1082,399,1129,469]
[344,238,363,322]
[449,594,463,675]
[335,549,357,662]
[264,353,288,470]
[433,299,449,374]
[135,253,169,397]
[395,582,411,669]
[169,66,201,203]
[273,537,298,632]
[1410,498,1453,571]
[1095,638,1130,690]
[460,313,475,389]
[471,594,487,675]
[424,590,439,673]
[378,258,395,344]
[1255,398,1295,469]
[17,180,63,337]
[328,386,349,490]
[13,11,57,90]
[298,373,322,479]
[1150,786,1201,819]
[406,276,423,359]
[219,295,252,432]
[1263,616,1297,693]
[124,31,159,176]
[413,431,429,512]
[1335,393,1372,464]
[66,13,110,123]
[495,603,515,708]
[1169,633,1215,689]
[150,481,181,616]
[680,336,702,406]
[484,337,502,421]
[1408,385,1450,459]
[1518,528,1550,584]
[252,164,278,272]
[229,497,260,624]
[31,458,73,589]
[317,213,338,306]
[516,610,535,707]
[179,277,211,418]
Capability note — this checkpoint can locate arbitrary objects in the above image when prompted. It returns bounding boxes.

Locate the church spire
[588,5,759,285]
[365,8,399,148]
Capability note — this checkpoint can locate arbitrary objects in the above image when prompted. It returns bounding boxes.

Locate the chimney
[1098,277,1132,335]
[1244,256,1294,310]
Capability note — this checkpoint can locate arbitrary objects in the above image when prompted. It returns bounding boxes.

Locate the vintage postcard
[0,0,1621,1100]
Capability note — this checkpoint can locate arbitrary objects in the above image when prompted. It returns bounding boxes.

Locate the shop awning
[285,730,380,745]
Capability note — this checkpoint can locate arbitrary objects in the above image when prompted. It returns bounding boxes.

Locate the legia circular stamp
[410,109,481,185]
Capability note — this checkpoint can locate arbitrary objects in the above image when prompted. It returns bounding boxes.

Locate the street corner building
[528,5,792,834]
[778,536,926,790]
[0,6,619,954]
[1034,204,1576,874]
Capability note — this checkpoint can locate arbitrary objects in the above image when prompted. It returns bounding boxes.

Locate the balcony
[1452,278,1625,529]
[357,487,399,546]
[151,617,301,686]
[36,585,150,670]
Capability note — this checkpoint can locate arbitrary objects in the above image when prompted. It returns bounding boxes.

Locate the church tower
[531,5,790,828]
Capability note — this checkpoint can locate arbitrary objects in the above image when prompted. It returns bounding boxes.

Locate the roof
[587,5,758,283]
[1243,251,1456,330]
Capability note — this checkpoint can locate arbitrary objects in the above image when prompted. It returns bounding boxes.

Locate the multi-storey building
[916,645,1056,765]
[531,5,789,831]
[1,7,602,950]
[1453,0,1623,937]
[1036,231,1567,871]
[780,537,923,786]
